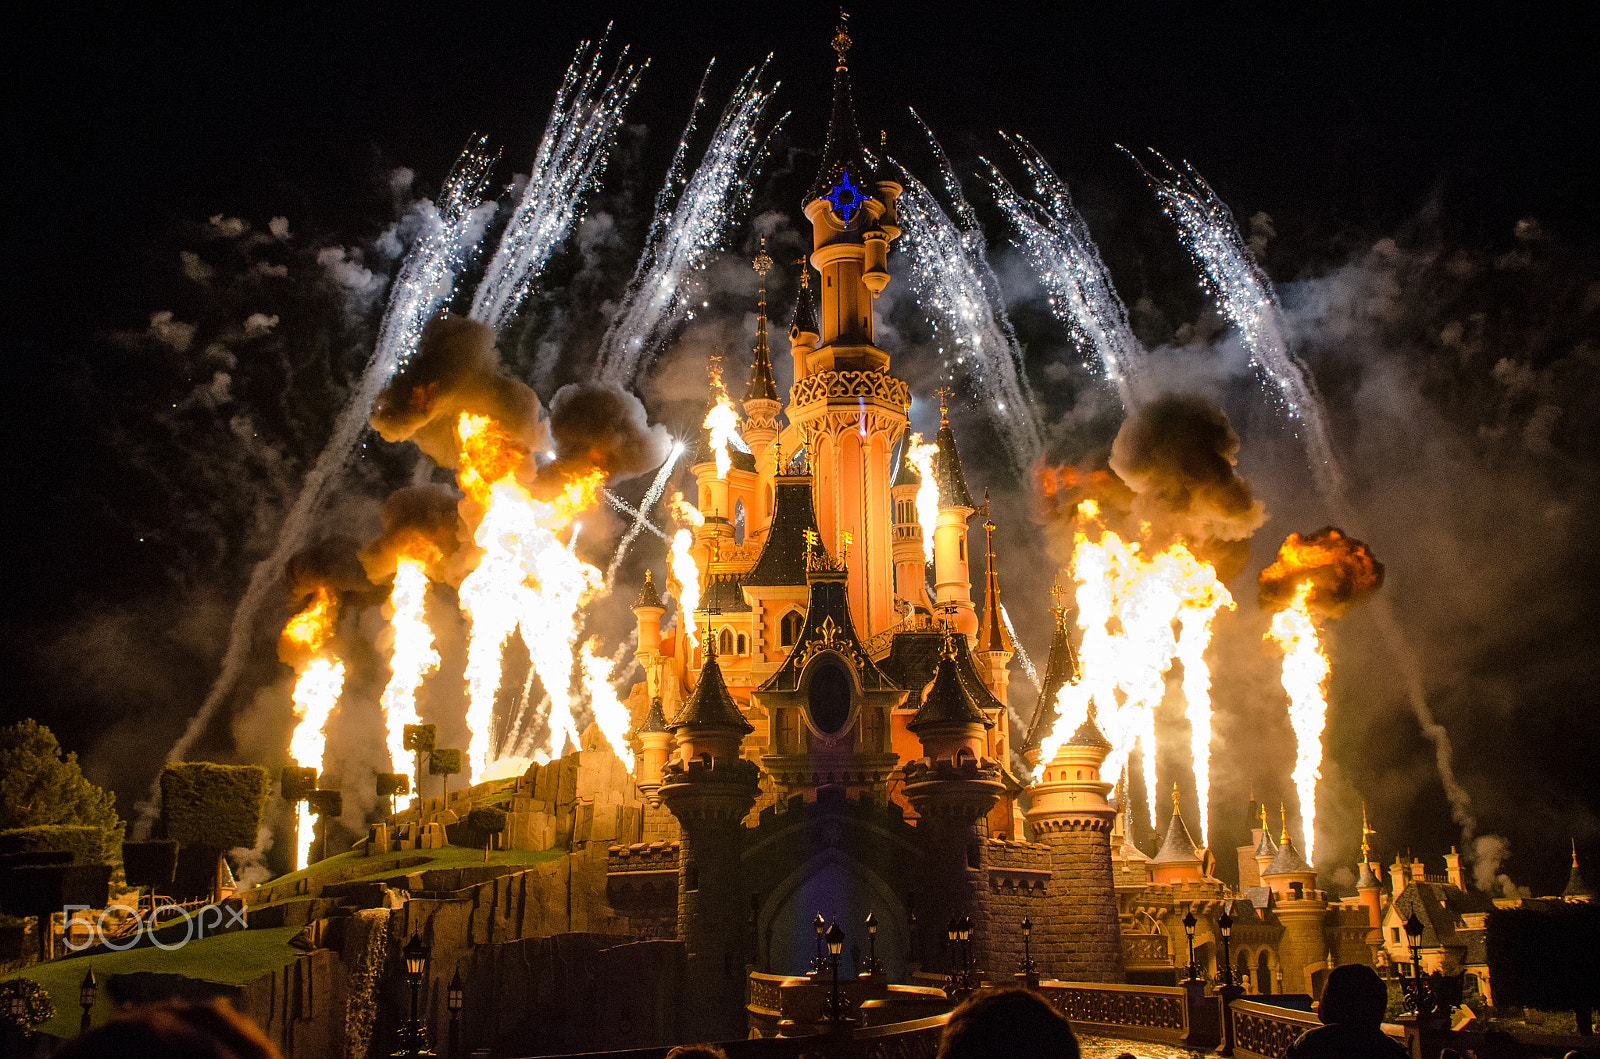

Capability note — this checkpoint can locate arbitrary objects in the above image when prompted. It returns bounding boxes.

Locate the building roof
[1565,848,1593,900]
[804,20,882,206]
[1022,605,1079,754]
[1066,710,1113,750]
[1152,801,1202,865]
[1264,835,1313,876]
[745,284,779,403]
[974,518,1014,656]
[634,697,669,735]
[690,419,757,473]
[877,628,1006,719]
[1254,828,1279,858]
[1391,880,1492,952]
[670,640,753,734]
[1116,803,1149,864]
[1356,861,1381,890]
[744,475,821,587]
[761,571,895,694]
[908,637,993,733]
[892,436,920,489]
[790,272,818,338]
[703,571,752,614]
[934,418,974,509]
[634,569,663,610]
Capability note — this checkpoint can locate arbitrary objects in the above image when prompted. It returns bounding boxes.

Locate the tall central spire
[746,237,778,402]
[807,11,875,203]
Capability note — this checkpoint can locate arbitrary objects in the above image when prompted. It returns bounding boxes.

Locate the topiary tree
[376,773,410,816]
[279,765,318,804]
[403,725,436,810]
[160,763,271,851]
[1487,903,1600,1035]
[428,748,461,804]
[0,977,55,1035]
[0,719,123,863]
[466,806,507,861]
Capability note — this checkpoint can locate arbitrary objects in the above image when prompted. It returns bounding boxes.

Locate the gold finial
[1362,804,1376,861]
[936,385,952,426]
[832,10,852,70]
[1279,803,1290,845]
[773,429,785,473]
[1050,577,1064,614]
[841,530,853,562]
[644,569,654,586]
[880,129,887,150]
[753,235,772,277]
[1259,803,1268,831]
[1172,782,1182,816]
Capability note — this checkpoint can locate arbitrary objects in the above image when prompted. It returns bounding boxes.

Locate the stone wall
[1036,822,1125,982]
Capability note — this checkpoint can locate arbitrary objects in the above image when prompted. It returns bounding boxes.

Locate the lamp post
[79,966,96,1036]
[945,917,961,998]
[824,922,846,1026]
[1216,907,1242,1057]
[395,933,433,1058]
[446,970,463,1059]
[1017,918,1039,990]
[1183,910,1199,981]
[957,915,974,994]
[1402,911,1428,1016]
[862,913,880,976]
[812,913,827,977]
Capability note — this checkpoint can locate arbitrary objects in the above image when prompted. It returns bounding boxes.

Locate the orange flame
[704,364,742,481]
[1265,582,1328,865]
[280,585,346,870]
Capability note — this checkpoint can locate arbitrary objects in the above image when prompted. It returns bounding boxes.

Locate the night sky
[4,3,1597,888]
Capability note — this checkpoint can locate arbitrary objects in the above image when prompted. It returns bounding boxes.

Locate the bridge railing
[1228,998,1320,1058]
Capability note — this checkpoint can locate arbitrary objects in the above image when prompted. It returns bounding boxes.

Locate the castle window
[1077,770,1083,779]
[734,499,747,544]
[780,610,803,647]
[806,661,852,734]
[685,862,699,892]
[736,633,747,655]
[959,537,966,562]
[719,628,734,655]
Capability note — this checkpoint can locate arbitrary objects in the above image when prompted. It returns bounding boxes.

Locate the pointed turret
[1565,841,1594,903]
[633,569,668,699]
[908,633,993,752]
[670,636,754,740]
[930,388,978,636]
[1150,785,1205,884]
[745,240,780,403]
[975,508,1014,656]
[634,568,663,610]
[934,395,974,509]
[804,14,880,207]
[1022,589,1079,766]
[633,696,673,803]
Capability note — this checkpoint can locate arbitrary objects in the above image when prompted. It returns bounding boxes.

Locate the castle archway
[758,848,908,982]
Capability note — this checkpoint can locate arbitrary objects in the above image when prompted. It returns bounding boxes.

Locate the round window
[806,662,852,734]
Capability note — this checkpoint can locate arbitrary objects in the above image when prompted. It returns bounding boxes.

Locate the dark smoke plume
[1258,527,1384,617]
[358,484,470,586]
[544,381,672,482]
[284,536,371,603]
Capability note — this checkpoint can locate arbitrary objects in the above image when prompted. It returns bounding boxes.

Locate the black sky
[3,2,1597,888]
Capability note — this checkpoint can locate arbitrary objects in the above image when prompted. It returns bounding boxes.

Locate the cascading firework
[1037,500,1233,841]
[281,586,347,871]
[1266,582,1328,866]
[471,39,641,331]
[454,411,605,781]
[378,553,440,775]
[988,135,1144,412]
[596,59,778,385]
[605,442,684,585]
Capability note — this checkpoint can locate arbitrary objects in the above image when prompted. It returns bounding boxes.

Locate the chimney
[1444,847,1464,890]
[1391,856,1408,898]
[1410,859,1428,886]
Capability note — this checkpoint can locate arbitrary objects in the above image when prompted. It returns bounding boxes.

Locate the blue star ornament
[824,169,867,225]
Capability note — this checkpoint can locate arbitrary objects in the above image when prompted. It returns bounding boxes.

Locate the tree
[403,724,436,810]
[0,720,123,862]
[160,763,270,851]
[429,748,461,804]
[376,773,410,816]
[1487,903,1600,1035]
[466,806,507,862]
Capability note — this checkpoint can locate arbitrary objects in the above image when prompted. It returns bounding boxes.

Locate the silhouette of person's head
[664,1047,728,1059]
[1316,964,1389,1028]
[937,989,1080,1059]
[55,999,281,1059]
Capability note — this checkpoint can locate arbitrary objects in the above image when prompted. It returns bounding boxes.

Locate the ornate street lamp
[945,917,961,998]
[446,970,464,1059]
[812,912,827,977]
[1216,907,1242,1057]
[1182,910,1199,981]
[957,915,974,994]
[1402,911,1428,1016]
[863,912,880,976]
[824,922,846,1026]
[78,966,96,1036]
[394,933,433,1058]
[1018,918,1039,990]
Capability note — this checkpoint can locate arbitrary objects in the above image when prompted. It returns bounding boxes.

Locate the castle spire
[807,10,876,205]
[975,507,1014,655]
[746,237,778,403]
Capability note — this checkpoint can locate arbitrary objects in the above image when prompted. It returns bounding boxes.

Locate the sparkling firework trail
[471,38,641,331]
[139,140,497,836]
[891,138,1041,474]
[596,59,779,385]
[603,488,668,540]
[998,601,1037,690]
[988,135,1144,412]
[379,556,440,775]
[1139,153,1341,497]
[1267,583,1328,864]
[606,443,684,585]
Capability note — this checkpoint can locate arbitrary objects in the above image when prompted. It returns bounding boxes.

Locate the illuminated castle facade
[614,25,1126,1039]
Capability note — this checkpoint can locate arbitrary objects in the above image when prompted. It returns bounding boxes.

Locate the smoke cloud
[1258,527,1384,616]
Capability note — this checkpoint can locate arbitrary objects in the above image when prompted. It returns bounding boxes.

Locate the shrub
[0,826,102,864]
[160,763,271,850]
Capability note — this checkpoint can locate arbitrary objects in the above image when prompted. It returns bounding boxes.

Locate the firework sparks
[605,442,684,585]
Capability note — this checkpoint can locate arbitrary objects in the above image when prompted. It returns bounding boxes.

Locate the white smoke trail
[891,132,1042,475]
[136,142,498,837]
[998,602,1038,689]
[595,59,779,385]
[603,488,668,540]
[605,442,684,584]
[1142,154,1478,846]
[471,39,641,331]
[987,135,1144,412]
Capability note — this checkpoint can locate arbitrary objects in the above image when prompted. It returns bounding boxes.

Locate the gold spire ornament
[936,384,952,427]
[1361,805,1377,861]
[832,10,852,70]
[752,235,772,277]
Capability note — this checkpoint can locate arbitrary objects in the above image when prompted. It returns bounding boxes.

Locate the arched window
[958,536,966,562]
[1257,951,1272,994]
[719,628,734,655]
[734,499,746,545]
[736,633,747,655]
[780,610,803,647]
[806,662,852,734]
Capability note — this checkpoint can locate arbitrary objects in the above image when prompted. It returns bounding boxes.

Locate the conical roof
[1066,707,1112,750]
[892,437,920,488]
[745,474,820,587]
[974,515,1014,655]
[1152,798,1202,865]
[790,271,819,338]
[635,696,669,735]
[745,283,778,403]
[805,19,880,207]
[1022,604,1079,753]
[1565,845,1593,900]
[935,411,973,509]
[1265,834,1313,876]
[634,569,663,610]
[670,640,753,733]
[908,636,992,733]
[1356,861,1381,890]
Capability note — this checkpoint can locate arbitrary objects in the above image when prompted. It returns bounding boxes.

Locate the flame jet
[1259,527,1384,865]
[905,435,939,565]
[280,587,346,871]
[668,493,705,647]
[704,360,741,480]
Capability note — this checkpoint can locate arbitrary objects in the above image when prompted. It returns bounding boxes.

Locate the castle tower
[743,239,781,469]
[889,441,932,614]
[1261,819,1326,995]
[658,637,761,1041]
[931,392,978,637]
[1356,815,1385,965]
[1252,804,1280,885]
[633,697,672,806]
[786,17,907,638]
[973,508,1015,708]
[1025,708,1125,982]
[787,268,819,389]
[632,570,666,701]
[1150,785,1205,886]
[1565,841,1594,903]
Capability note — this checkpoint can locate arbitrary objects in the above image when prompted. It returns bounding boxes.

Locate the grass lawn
[2,925,302,1039]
